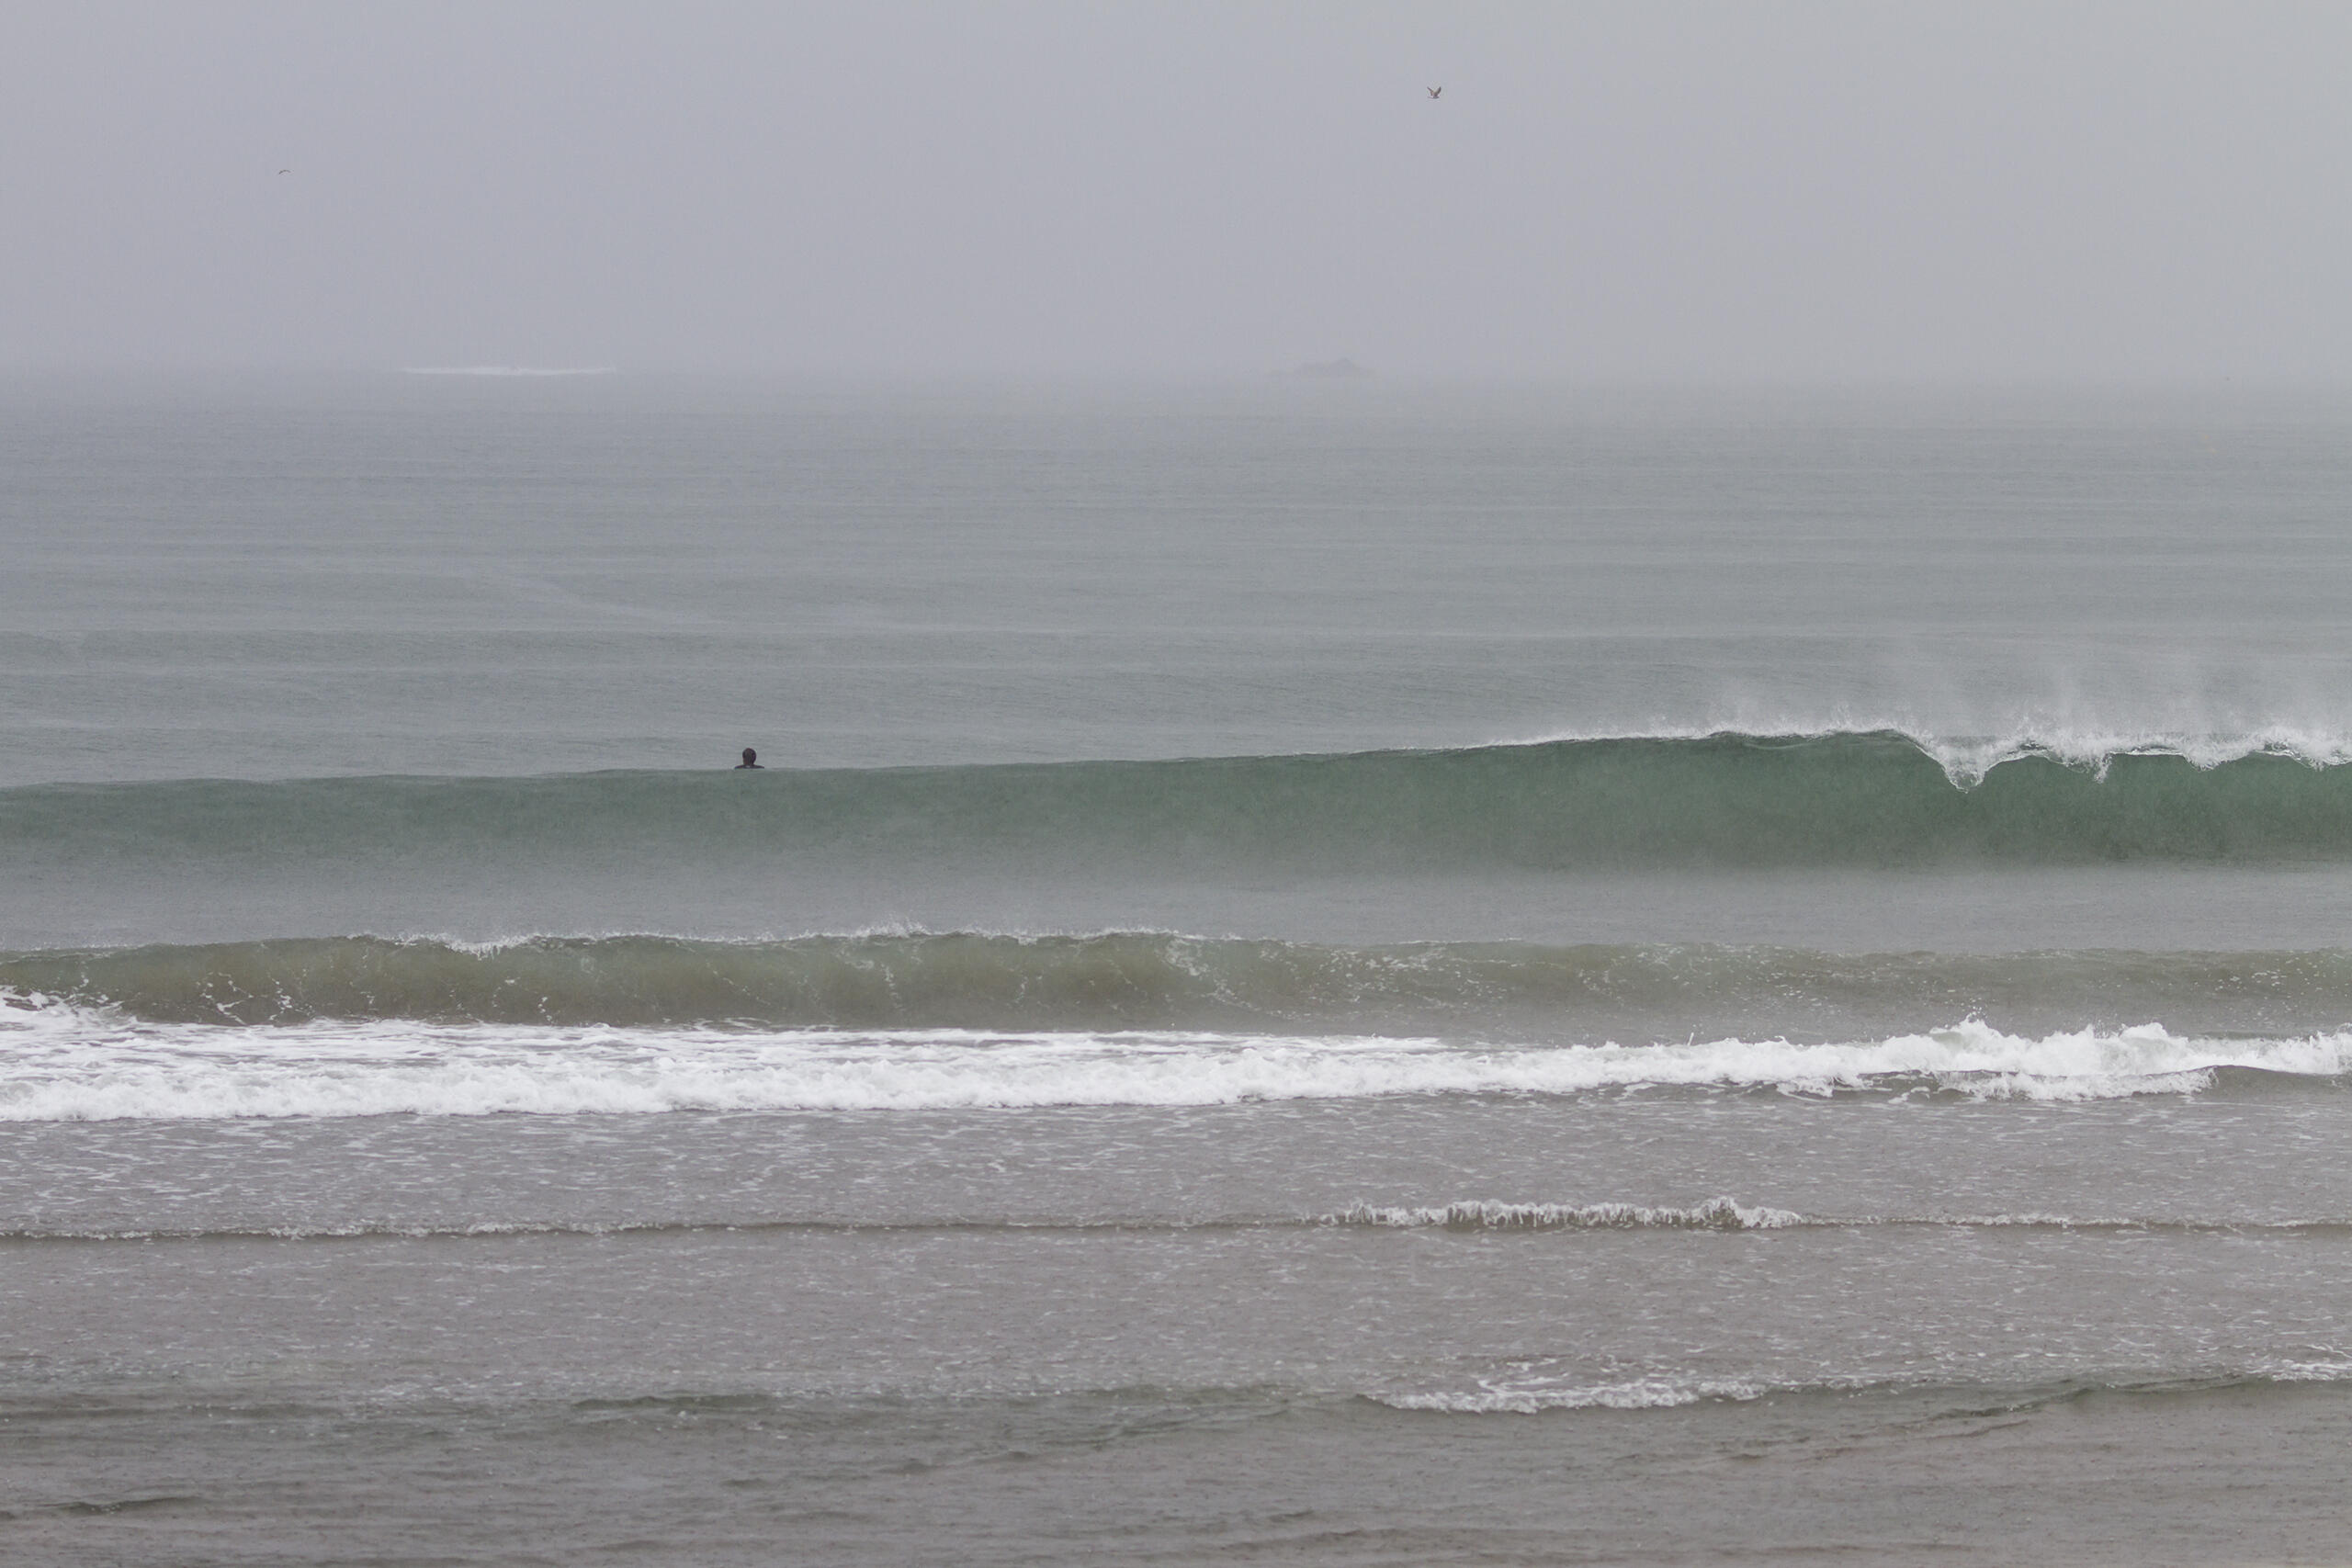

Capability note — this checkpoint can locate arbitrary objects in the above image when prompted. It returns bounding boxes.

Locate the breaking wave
[14,730,2352,876]
[1,1000,2345,1120]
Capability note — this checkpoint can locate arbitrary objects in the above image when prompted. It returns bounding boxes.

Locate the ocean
[5,374,2352,1563]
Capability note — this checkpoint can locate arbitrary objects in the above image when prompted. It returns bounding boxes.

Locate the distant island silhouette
[1281,357,1374,379]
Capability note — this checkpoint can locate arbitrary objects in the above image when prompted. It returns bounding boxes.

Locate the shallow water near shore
[5,378,2352,1563]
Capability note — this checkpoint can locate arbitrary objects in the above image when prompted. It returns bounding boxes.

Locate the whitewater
[6,1005,2346,1120]
[6,378,2352,1565]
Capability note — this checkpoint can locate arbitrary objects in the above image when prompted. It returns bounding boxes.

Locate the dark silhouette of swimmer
[735,748,763,769]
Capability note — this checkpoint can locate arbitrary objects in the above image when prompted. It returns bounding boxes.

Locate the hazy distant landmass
[401,366,619,377]
[1282,357,1374,379]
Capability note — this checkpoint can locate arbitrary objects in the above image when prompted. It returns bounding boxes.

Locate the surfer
[735,748,763,769]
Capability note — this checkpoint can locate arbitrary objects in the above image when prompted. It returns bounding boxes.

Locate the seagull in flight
[277,168,291,175]
[1427,85,1442,99]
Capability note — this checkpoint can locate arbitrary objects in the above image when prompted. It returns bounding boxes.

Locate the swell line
[13,729,2352,874]
[13,932,2352,1032]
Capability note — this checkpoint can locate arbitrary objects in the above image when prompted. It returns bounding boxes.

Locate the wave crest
[13,932,2352,1034]
[15,729,2352,874]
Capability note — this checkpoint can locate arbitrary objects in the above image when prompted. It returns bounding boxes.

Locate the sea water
[4,375,2352,1563]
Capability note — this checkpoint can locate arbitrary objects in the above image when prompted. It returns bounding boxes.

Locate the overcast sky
[3,1,2346,378]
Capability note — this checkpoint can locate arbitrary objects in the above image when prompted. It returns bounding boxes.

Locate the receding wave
[1370,1361,2352,1415]
[15,730,2352,875]
[1330,1198,1801,1231]
[1376,1375,1774,1414]
[15,1205,2352,1242]
[0,1202,1801,1243]
[10,932,2352,1036]
[0,1209,1802,1243]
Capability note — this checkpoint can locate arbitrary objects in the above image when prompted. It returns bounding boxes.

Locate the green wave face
[13,932,2352,1037]
[7,732,2352,874]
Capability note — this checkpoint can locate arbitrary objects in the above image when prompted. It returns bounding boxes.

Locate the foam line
[0,1007,2343,1119]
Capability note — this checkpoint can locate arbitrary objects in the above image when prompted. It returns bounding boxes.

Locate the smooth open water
[5,377,2352,1564]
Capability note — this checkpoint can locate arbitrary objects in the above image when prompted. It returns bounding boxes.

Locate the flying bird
[277,168,291,175]
[1427,85,1442,99]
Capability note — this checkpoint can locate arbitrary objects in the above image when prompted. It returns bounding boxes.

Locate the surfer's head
[741,748,758,767]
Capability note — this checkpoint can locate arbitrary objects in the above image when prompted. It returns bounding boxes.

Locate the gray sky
[3,1,2346,378]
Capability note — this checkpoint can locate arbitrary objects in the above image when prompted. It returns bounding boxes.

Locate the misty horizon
[5,1,2346,380]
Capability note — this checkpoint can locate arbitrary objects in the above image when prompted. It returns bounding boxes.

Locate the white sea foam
[1378,1357,2352,1415]
[1922,725,2352,785]
[2,993,2346,1121]
[2256,1357,2352,1382]
[1500,721,2352,786]
[1379,1373,1768,1414]
[1331,1198,1800,1231]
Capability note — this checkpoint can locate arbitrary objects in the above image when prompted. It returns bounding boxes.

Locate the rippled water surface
[5,378,2352,1564]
